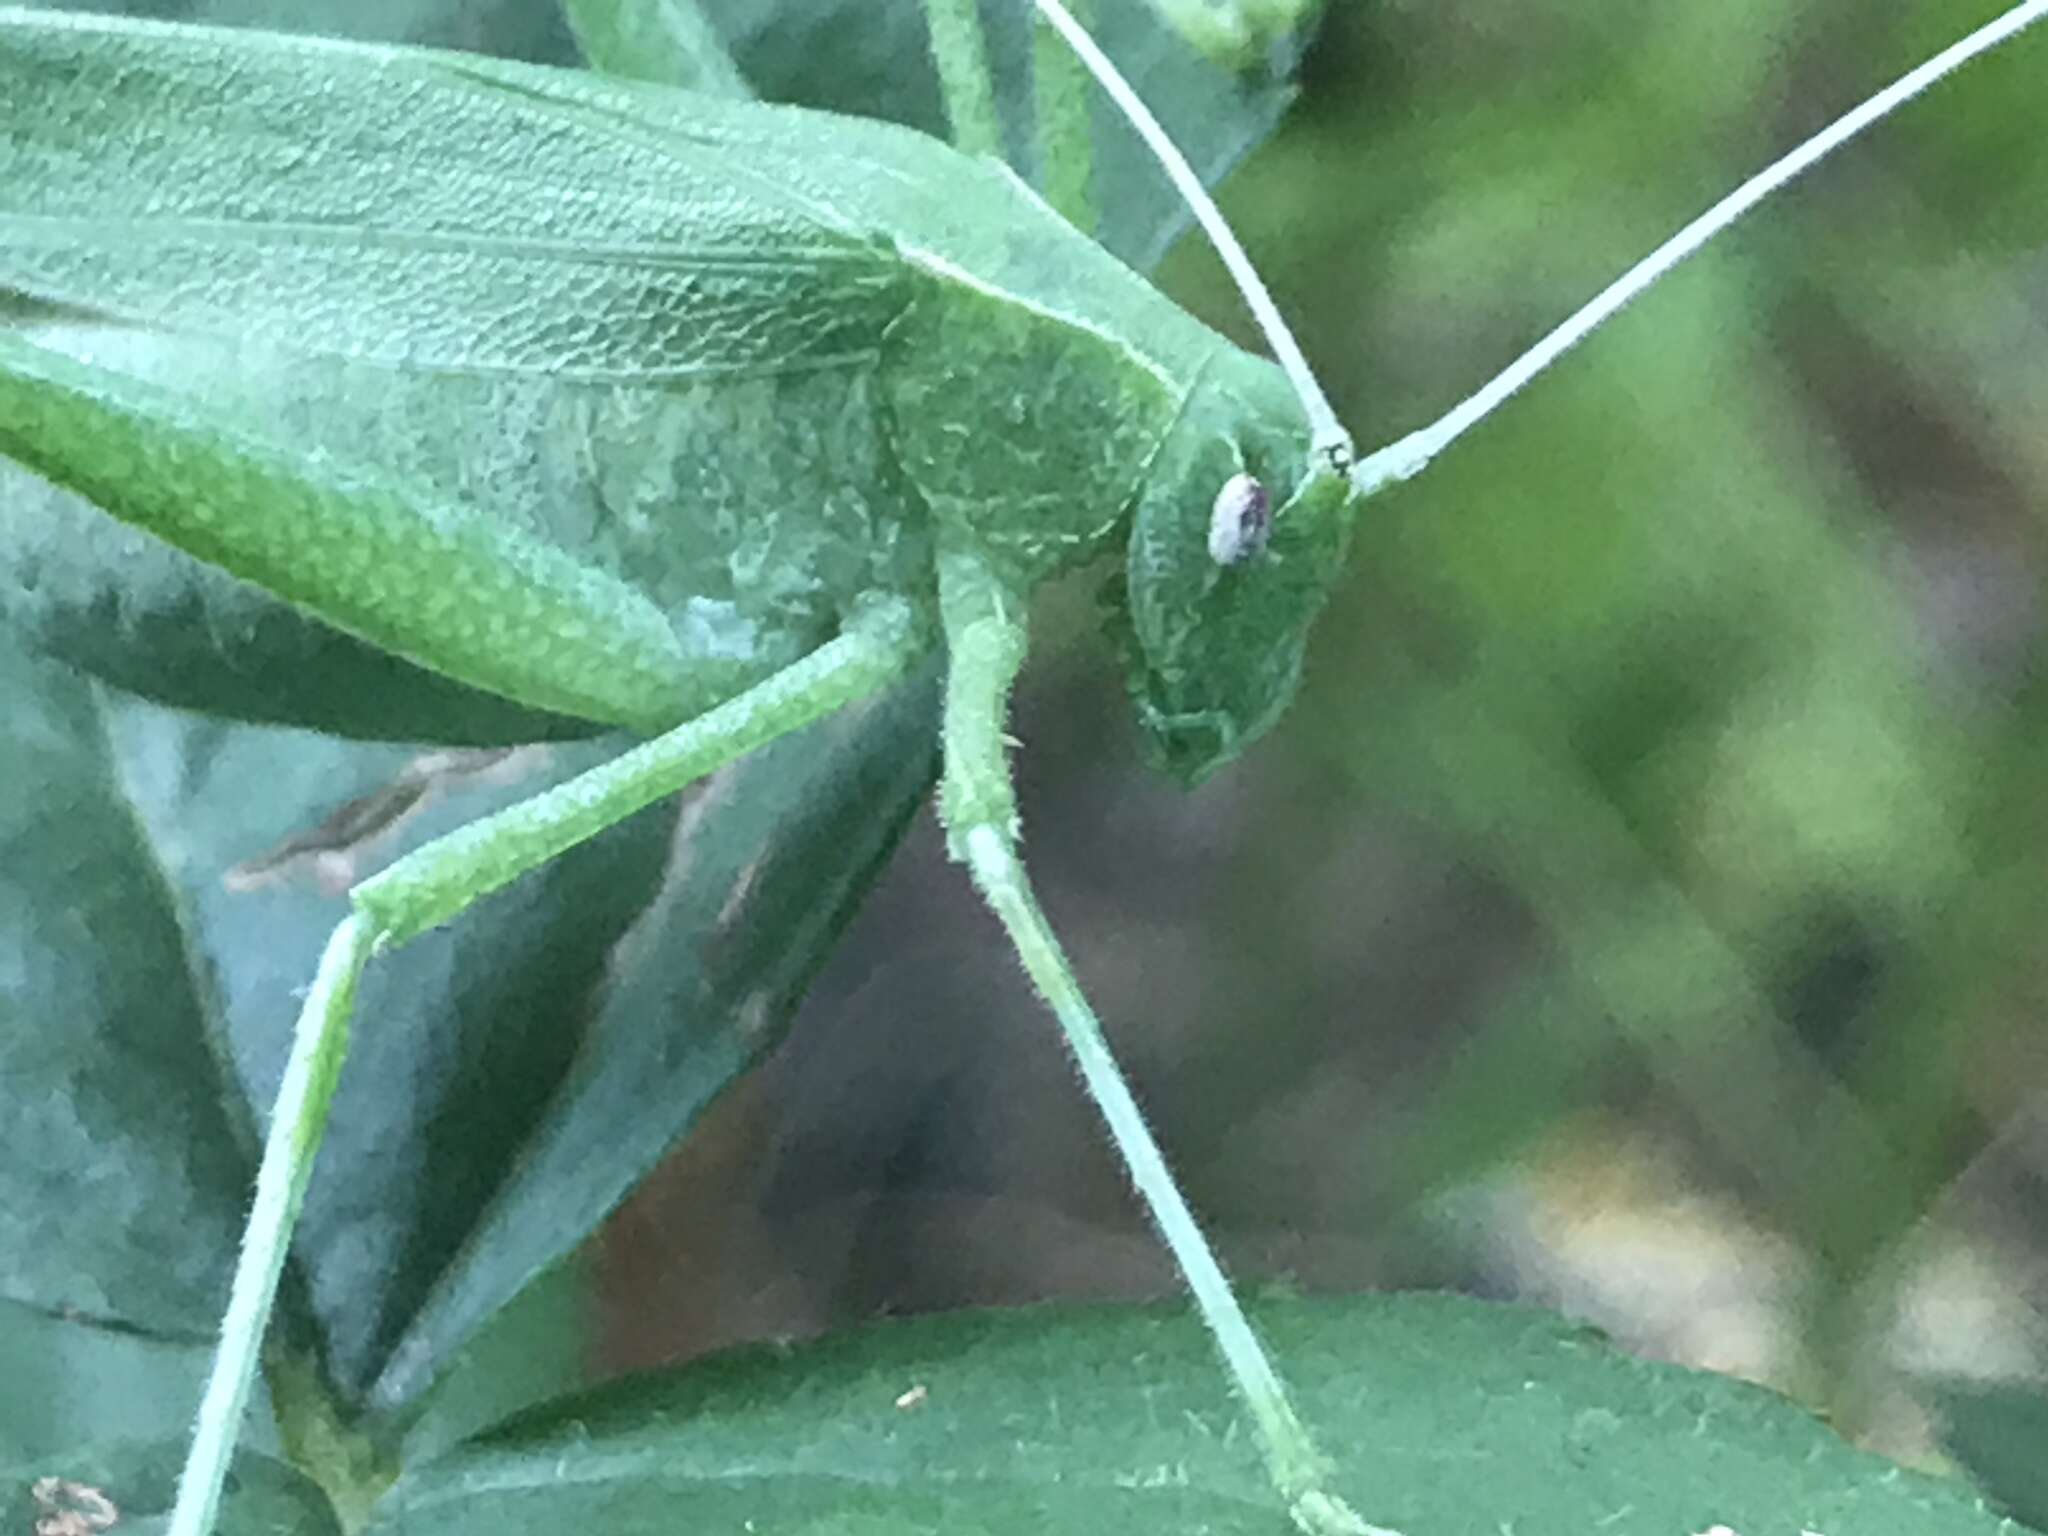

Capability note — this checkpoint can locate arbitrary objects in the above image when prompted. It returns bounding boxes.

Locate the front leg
[169,598,927,1536]
[933,543,1390,1536]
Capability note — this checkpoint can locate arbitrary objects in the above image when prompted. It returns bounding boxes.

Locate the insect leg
[0,332,694,736]
[352,597,926,946]
[170,916,374,1536]
[168,597,928,1536]
[934,544,1393,1536]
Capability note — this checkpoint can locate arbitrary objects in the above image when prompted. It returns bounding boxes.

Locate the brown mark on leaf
[30,1476,119,1536]
[589,763,736,998]
[711,851,767,934]
[225,746,543,895]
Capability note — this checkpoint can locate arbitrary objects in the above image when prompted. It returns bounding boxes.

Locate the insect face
[1119,351,1358,783]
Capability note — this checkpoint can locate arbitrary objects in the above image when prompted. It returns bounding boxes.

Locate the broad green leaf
[1937,1383,2048,1530]
[362,1294,2031,1536]
[7,0,577,61]
[0,1272,577,1473]
[0,1302,225,1462]
[362,663,942,1415]
[5,658,938,1420]
[95,701,678,1406]
[562,0,750,96]
[1,1437,338,1536]
[398,1259,590,1464]
[0,632,250,1338]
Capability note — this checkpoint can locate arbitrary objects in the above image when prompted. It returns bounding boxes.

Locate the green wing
[0,10,1229,738]
[0,8,1214,380]
[0,12,927,736]
[0,11,909,380]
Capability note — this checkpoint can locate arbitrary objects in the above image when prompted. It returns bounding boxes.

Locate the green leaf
[96,700,681,1405]
[361,663,942,1415]
[0,1301,225,1462]
[0,632,250,1339]
[1936,1382,2048,1530]
[6,0,578,62]
[706,0,1314,269]
[1013,0,1313,270]
[562,0,751,96]
[398,1259,590,1464]
[363,1294,2030,1535]
[1,1437,339,1536]
[5,657,937,1419]
[689,0,939,132]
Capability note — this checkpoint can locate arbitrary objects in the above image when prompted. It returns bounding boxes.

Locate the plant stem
[1035,0,1350,467]
[266,1347,394,1534]
[1033,0,1097,231]
[1353,0,2048,496]
[169,916,373,1536]
[923,0,1003,158]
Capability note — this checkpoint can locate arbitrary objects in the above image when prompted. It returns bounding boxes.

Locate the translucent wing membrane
[0,14,904,381]
[0,10,1224,386]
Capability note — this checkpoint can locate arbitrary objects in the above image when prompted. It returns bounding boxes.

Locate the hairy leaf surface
[362,1295,2031,1536]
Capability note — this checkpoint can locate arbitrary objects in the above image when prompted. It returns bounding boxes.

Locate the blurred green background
[610,0,2048,1472]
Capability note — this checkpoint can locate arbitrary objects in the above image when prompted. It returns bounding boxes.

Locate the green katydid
[2,2,2045,1534]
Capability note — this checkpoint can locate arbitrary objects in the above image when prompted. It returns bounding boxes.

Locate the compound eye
[1207,472,1271,566]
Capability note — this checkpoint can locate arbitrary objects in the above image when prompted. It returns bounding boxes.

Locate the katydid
[1,3,2044,1535]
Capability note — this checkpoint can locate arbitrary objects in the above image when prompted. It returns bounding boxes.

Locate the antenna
[1033,0,1352,470]
[1352,0,2048,496]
